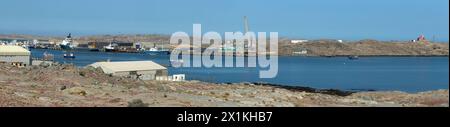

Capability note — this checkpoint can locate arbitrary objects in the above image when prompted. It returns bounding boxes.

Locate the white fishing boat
[103,43,118,52]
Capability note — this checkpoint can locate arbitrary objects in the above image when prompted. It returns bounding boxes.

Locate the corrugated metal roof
[0,45,31,56]
[89,61,167,74]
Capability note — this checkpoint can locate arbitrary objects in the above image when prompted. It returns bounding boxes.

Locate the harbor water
[30,49,449,93]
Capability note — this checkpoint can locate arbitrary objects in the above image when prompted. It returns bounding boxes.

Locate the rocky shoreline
[0,63,448,107]
[239,82,356,96]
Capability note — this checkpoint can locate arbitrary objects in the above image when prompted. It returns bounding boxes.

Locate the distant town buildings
[293,49,308,55]
[291,40,309,44]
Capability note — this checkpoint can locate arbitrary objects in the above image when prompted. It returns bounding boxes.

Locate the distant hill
[280,40,449,56]
[1,34,448,56]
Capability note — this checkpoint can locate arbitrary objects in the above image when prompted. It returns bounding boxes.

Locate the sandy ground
[0,63,448,107]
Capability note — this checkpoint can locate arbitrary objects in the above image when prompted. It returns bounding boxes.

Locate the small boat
[144,47,171,55]
[348,55,359,60]
[63,53,76,59]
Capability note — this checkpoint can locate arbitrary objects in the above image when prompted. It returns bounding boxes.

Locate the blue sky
[0,0,448,41]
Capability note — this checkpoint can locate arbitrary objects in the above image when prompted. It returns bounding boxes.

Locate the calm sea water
[30,49,449,92]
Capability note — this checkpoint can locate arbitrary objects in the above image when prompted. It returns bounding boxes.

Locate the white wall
[0,55,31,66]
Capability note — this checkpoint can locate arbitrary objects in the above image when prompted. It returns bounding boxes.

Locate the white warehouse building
[88,61,168,80]
[0,45,31,66]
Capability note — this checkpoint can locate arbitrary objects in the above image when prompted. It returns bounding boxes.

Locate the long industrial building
[88,61,168,80]
[0,45,31,66]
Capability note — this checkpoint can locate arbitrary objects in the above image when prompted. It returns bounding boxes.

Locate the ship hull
[104,48,117,52]
[63,56,76,59]
[60,45,73,50]
[144,51,171,55]
[89,48,100,52]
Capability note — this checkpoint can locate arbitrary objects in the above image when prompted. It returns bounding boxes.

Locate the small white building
[88,61,168,80]
[172,74,186,81]
[291,40,309,44]
[156,74,186,82]
[293,49,308,55]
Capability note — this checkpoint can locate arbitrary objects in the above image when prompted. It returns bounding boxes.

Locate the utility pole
[243,16,254,48]
[243,16,250,34]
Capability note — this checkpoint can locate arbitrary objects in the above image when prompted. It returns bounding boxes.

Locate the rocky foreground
[0,63,448,107]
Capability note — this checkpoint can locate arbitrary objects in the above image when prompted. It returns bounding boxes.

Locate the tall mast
[243,16,253,48]
[243,16,250,34]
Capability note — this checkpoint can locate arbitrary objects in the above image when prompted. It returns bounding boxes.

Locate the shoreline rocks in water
[0,63,448,107]
[243,82,355,97]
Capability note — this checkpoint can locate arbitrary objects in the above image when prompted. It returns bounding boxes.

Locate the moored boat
[103,43,118,52]
[144,47,170,55]
[63,53,76,59]
[348,55,359,60]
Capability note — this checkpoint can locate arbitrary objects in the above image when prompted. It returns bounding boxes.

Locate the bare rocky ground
[0,63,448,107]
[280,40,449,56]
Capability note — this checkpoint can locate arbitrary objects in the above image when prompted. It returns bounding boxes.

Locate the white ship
[60,33,75,50]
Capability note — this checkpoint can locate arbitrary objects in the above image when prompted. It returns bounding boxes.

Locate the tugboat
[60,33,75,50]
[63,53,76,59]
[348,55,359,60]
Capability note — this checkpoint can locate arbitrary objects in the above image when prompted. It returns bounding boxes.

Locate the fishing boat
[103,43,118,52]
[63,53,76,59]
